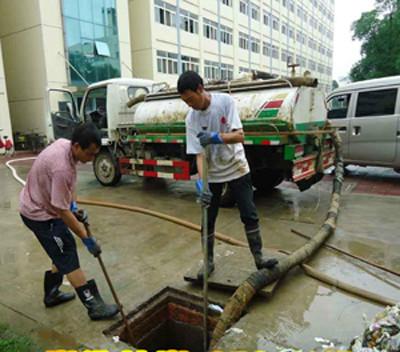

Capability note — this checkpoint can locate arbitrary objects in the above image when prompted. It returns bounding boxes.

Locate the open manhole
[104,287,222,351]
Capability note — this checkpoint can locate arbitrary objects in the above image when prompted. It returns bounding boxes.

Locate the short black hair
[71,122,101,149]
[177,71,204,94]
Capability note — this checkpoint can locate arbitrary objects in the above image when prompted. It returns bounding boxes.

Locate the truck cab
[47,78,157,142]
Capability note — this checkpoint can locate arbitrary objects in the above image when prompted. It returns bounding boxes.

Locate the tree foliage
[350,0,400,81]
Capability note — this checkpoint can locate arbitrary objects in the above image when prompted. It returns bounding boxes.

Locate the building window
[239,32,249,50]
[181,55,199,72]
[62,0,121,85]
[204,60,233,80]
[272,16,280,31]
[272,45,279,59]
[156,50,178,74]
[221,25,233,45]
[308,59,316,71]
[263,11,270,26]
[221,63,234,80]
[204,60,220,80]
[251,3,260,20]
[240,0,249,15]
[297,55,307,67]
[222,0,232,6]
[262,42,271,56]
[288,26,294,39]
[281,49,293,63]
[154,0,176,27]
[289,1,295,13]
[282,0,287,7]
[203,18,218,40]
[250,37,260,53]
[180,9,198,34]
[281,23,287,35]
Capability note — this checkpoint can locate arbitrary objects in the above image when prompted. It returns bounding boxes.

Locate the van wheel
[220,183,235,207]
[93,150,122,186]
[252,170,284,193]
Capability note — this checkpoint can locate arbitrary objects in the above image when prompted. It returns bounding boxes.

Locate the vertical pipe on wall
[176,0,182,75]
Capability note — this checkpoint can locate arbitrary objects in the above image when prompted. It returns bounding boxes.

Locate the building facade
[0,0,132,139]
[0,0,334,140]
[130,0,334,91]
[0,40,12,144]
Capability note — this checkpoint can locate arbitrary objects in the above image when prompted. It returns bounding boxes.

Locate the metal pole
[202,144,210,352]
[84,222,135,345]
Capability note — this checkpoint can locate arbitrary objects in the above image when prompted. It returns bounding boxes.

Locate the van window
[355,88,397,117]
[327,94,351,119]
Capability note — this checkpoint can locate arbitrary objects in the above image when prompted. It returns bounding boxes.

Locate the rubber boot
[197,233,215,281]
[76,279,119,320]
[246,228,278,270]
[44,270,75,308]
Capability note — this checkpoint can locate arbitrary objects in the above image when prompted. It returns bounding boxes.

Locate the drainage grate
[104,287,222,352]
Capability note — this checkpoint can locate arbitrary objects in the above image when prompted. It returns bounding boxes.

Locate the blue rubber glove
[82,237,102,257]
[195,179,212,207]
[70,201,78,213]
[197,131,223,147]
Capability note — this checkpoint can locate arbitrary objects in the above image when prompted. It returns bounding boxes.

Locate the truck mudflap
[292,149,335,182]
[118,158,190,180]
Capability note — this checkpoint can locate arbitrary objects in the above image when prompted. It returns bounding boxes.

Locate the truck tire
[93,150,122,186]
[251,170,284,193]
[220,183,235,207]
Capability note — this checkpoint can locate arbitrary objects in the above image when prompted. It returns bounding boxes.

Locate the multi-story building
[0,0,132,139]
[0,0,334,140]
[131,0,334,91]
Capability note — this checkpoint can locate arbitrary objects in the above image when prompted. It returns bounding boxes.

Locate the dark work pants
[207,173,259,235]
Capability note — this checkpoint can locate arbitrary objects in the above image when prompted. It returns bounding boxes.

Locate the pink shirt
[20,139,77,221]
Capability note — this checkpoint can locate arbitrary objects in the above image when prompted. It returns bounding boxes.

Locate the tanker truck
[47,76,335,205]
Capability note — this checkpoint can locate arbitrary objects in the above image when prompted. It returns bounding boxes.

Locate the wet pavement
[0,155,400,351]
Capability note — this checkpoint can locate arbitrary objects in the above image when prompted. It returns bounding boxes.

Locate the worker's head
[177,71,209,111]
[71,122,101,163]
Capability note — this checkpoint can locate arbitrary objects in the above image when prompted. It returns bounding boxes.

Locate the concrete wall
[0,41,12,143]
[0,0,47,135]
[117,0,134,77]
[129,0,155,80]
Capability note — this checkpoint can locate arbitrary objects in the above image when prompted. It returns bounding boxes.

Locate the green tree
[332,80,339,90]
[350,0,400,81]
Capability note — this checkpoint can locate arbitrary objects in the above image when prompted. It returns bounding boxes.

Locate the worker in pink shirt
[20,122,118,320]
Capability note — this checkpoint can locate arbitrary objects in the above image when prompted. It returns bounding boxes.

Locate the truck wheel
[251,170,284,193]
[93,150,122,186]
[220,183,235,207]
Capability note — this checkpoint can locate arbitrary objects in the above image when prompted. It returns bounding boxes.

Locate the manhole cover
[104,287,222,351]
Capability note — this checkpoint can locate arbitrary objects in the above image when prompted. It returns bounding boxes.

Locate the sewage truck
[47,75,335,205]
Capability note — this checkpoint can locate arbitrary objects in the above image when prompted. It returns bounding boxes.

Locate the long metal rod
[202,147,210,352]
[84,223,135,345]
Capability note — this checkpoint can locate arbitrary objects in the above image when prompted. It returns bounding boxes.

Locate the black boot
[76,279,119,320]
[197,233,215,281]
[246,228,278,270]
[44,270,75,308]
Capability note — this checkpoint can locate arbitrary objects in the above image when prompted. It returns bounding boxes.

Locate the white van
[327,75,400,172]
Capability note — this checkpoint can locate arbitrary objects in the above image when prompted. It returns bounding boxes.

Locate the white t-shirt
[186,93,250,183]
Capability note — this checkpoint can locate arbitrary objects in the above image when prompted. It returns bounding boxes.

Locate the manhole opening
[104,287,222,352]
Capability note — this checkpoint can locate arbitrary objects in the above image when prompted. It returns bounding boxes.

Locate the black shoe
[76,279,119,320]
[246,228,279,270]
[197,261,215,281]
[255,257,279,270]
[43,270,75,308]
